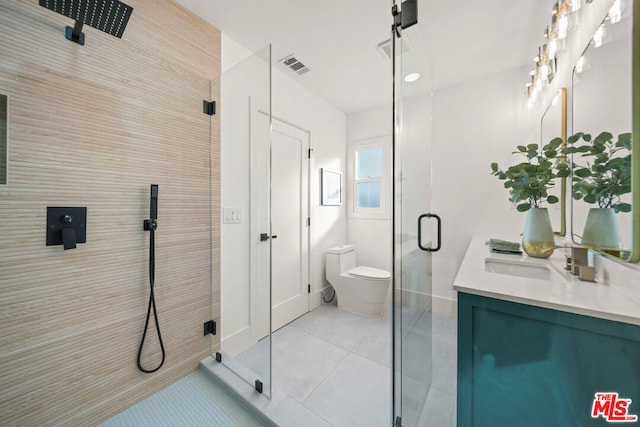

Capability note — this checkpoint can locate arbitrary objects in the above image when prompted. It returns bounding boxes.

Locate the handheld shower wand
[137,184,165,373]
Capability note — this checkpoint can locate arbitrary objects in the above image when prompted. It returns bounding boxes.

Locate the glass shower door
[391,1,436,425]
[215,45,272,398]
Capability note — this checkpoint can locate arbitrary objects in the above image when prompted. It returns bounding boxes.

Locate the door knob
[260,233,278,241]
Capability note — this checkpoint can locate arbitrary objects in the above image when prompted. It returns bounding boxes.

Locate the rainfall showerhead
[39,0,133,45]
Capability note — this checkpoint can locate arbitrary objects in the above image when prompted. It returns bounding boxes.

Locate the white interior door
[271,118,310,331]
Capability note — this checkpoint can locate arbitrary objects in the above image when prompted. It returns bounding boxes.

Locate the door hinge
[203,320,216,336]
[308,284,311,293]
[308,148,313,158]
[307,217,311,227]
[392,0,418,35]
[203,100,216,116]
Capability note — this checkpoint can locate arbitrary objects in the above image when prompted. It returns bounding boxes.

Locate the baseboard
[310,285,332,310]
[220,326,252,357]
[432,295,457,317]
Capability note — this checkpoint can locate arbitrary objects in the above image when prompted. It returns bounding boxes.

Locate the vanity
[454,238,640,426]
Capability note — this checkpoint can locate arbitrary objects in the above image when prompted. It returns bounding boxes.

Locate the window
[349,136,389,219]
[356,147,382,208]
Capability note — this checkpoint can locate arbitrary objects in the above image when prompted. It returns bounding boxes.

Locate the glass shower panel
[216,45,272,398]
[392,3,434,425]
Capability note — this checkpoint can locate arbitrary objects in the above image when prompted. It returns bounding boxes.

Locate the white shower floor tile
[302,353,391,427]
[241,303,458,427]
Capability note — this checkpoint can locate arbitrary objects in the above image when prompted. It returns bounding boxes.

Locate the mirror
[570,0,638,261]
[541,88,567,236]
[0,94,6,185]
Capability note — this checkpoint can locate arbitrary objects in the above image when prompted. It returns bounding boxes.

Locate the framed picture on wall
[321,168,342,206]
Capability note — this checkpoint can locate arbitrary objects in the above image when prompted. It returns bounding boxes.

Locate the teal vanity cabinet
[457,292,640,426]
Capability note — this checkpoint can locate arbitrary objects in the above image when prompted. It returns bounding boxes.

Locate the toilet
[325,245,391,316]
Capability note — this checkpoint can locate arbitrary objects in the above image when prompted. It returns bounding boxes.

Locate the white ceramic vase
[581,207,621,249]
[522,208,555,258]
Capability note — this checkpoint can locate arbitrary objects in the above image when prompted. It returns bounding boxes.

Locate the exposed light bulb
[593,25,605,47]
[404,73,420,82]
[527,98,534,110]
[534,77,544,92]
[557,14,569,39]
[531,86,540,102]
[609,0,622,24]
[540,63,550,79]
[541,44,549,63]
[569,0,581,12]
[558,0,570,15]
[548,39,558,59]
[575,55,585,73]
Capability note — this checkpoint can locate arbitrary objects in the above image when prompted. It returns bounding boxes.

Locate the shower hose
[136,224,166,373]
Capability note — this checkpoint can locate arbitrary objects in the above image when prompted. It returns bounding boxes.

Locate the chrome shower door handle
[418,213,441,252]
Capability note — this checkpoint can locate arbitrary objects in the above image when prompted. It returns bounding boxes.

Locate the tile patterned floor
[102,303,458,426]
[99,368,274,427]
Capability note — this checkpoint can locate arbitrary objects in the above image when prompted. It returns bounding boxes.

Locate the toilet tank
[326,245,356,281]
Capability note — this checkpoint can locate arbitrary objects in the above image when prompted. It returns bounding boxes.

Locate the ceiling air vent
[279,54,310,75]
[377,38,410,60]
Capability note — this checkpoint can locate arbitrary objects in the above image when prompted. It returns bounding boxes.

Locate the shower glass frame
[212,45,273,398]
[391,2,434,425]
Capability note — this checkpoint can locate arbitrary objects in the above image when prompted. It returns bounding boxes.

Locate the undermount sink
[485,258,556,281]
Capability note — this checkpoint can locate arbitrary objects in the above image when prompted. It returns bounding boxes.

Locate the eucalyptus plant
[491,137,568,212]
[566,131,631,213]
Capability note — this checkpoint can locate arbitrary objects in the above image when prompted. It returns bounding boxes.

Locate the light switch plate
[222,207,242,224]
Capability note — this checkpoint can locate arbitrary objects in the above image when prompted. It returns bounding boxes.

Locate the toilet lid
[348,266,391,280]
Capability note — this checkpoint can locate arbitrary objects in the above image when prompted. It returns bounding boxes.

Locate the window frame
[348,136,390,219]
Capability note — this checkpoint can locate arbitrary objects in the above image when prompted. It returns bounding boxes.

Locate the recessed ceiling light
[404,73,420,82]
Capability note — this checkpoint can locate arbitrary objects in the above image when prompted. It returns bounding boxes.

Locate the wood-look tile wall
[0,1,221,425]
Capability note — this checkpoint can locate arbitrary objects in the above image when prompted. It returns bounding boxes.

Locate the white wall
[347,103,392,272]
[346,95,433,275]
[221,35,347,353]
[219,41,271,355]
[431,65,539,316]
[221,0,633,331]
[346,72,532,318]
[270,60,349,309]
[429,0,625,316]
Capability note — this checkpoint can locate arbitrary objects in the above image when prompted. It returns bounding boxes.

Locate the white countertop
[453,237,640,326]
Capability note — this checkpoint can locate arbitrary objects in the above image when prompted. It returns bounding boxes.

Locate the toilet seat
[347,265,390,281]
